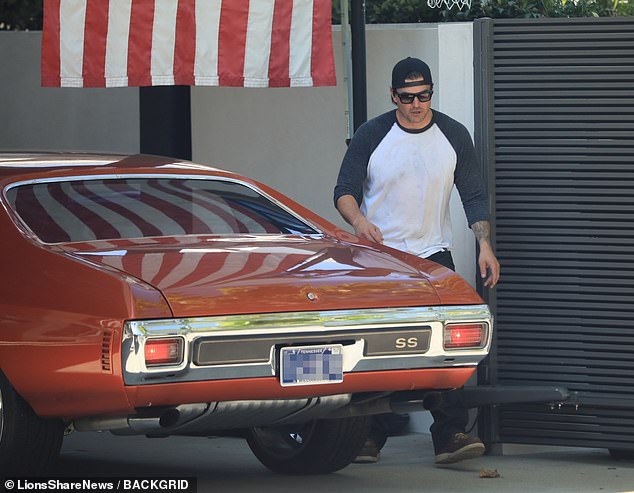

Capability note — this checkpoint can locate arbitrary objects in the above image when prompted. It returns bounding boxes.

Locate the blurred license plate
[280,345,343,387]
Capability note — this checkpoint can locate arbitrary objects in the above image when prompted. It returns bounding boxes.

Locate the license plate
[280,344,344,387]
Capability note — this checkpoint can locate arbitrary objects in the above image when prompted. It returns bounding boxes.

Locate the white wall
[0,32,139,154]
[438,23,476,288]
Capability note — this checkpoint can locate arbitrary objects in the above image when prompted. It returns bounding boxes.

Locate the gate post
[473,17,502,455]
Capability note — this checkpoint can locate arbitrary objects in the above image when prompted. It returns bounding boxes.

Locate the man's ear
[390,89,398,105]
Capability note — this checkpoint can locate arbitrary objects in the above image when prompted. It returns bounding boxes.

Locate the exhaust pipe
[73,403,209,434]
[73,415,162,434]
[159,403,210,428]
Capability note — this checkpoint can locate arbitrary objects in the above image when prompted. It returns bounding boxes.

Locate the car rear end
[0,154,493,475]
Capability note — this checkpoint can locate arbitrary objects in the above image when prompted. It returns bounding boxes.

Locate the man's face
[391,78,433,129]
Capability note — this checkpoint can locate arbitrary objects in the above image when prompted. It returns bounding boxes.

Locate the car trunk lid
[64,235,449,317]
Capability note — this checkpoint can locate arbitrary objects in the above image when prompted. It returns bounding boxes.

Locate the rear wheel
[0,372,65,476]
[247,416,369,474]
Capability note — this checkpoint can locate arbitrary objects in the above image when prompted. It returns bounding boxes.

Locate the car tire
[609,448,634,460]
[247,416,370,474]
[0,371,65,476]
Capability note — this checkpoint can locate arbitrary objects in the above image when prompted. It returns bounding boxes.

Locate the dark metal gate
[473,17,634,453]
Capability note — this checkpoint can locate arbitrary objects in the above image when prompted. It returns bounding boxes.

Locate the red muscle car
[0,152,492,476]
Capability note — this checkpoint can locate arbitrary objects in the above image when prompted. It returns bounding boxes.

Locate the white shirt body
[361,122,456,258]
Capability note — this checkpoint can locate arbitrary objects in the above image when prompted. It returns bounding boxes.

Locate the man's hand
[352,215,384,244]
[471,220,500,288]
[336,195,383,244]
[478,241,500,288]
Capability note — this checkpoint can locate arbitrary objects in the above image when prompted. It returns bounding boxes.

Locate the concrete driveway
[55,430,634,493]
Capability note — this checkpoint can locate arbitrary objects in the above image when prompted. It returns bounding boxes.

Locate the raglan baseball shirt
[334,109,490,258]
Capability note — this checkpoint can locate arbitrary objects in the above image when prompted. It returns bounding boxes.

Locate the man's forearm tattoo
[471,220,491,245]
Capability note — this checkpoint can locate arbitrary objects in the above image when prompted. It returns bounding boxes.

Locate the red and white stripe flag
[42,0,336,88]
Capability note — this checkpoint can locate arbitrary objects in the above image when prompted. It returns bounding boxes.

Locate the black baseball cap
[391,57,433,89]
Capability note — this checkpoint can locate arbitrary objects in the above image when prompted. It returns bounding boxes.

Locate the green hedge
[1,0,632,31]
[334,0,634,23]
[0,0,42,31]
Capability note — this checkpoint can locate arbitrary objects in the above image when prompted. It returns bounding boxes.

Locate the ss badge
[365,330,429,356]
[395,337,418,349]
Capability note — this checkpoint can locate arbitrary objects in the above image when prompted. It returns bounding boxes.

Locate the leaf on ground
[479,468,501,478]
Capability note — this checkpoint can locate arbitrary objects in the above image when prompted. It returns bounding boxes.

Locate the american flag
[41,0,336,88]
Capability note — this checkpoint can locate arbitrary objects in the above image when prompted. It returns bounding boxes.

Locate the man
[333,57,500,465]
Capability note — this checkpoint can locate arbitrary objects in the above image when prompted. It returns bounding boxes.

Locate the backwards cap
[391,57,433,89]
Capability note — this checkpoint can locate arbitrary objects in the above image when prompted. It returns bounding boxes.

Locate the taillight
[444,323,486,349]
[144,338,184,367]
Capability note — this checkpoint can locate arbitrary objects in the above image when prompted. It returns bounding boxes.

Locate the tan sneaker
[353,438,380,464]
[434,433,485,465]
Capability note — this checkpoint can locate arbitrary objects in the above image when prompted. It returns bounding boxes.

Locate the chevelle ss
[0,153,492,476]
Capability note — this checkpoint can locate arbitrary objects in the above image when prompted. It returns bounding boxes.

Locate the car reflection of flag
[41,0,336,88]
[10,178,278,243]
[89,243,309,292]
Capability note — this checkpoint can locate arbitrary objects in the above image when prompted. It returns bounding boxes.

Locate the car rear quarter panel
[0,205,172,418]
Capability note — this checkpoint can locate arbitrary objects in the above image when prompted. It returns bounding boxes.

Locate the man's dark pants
[369,249,470,454]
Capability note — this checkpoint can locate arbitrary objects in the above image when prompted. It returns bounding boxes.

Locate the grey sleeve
[333,112,395,208]
[437,115,490,226]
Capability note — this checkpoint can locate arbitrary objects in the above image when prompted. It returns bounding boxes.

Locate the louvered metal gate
[473,17,634,453]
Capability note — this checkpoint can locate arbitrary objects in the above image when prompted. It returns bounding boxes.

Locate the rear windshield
[6,177,318,243]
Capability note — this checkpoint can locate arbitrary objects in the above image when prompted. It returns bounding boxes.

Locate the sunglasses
[394,89,433,104]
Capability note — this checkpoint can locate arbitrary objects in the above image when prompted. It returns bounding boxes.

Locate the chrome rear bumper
[122,304,492,385]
